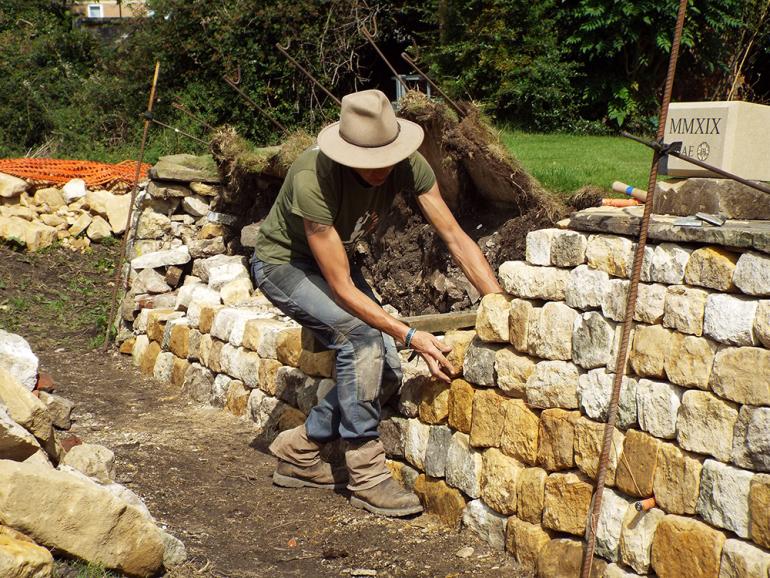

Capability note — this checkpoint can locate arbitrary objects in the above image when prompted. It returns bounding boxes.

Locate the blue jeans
[251,257,402,442]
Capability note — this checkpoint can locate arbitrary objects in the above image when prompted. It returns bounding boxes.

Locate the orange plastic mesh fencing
[0,158,150,188]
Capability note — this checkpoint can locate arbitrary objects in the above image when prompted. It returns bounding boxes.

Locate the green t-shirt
[253,146,436,265]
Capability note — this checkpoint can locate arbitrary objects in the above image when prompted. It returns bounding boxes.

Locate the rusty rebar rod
[223,76,289,134]
[580,0,689,575]
[360,23,409,94]
[146,114,208,145]
[172,101,215,132]
[275,42,342,106]
[400,52,463,116]
[103,61,160,351]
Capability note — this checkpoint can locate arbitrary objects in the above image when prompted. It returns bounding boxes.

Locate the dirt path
[1,245,525,578]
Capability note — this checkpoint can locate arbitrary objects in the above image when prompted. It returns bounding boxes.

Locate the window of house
[87,4,103,18]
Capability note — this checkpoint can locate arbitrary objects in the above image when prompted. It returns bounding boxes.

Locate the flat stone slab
[565,206,770,255]
[654,178,770,220]
[149,154,221,184]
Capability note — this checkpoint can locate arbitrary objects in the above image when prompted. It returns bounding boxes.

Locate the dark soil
[0,244,528,578]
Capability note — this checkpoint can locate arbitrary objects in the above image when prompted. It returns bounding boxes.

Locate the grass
[500,131,658,197]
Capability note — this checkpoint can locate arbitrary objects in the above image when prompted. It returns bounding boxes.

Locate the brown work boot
[269,425,348,490]
[346,439,423,517]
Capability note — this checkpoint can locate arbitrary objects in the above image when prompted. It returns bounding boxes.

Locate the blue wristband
[404,327,416,348]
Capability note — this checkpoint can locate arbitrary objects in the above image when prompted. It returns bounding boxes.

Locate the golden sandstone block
[170,356,189,389]
[413,474,467,529]
[275,328,302,367]
[168,324,190,359]
[447,379,474,434]
[500,399,539,465]
[536,409,580,472]
[573,416,624,486]
[418,380,450,424]
[505,516,551,571]
[516,467,547,524]
[139,341,161,376]
[652,441,702,515]
[469,389,508,448]
[615,429,661,498]
[542,472,593,536]
[480,448,523,515]
[651,515,725,578]
[198,305,223,334]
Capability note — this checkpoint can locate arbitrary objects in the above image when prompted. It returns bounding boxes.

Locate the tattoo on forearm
[305,221,331,236]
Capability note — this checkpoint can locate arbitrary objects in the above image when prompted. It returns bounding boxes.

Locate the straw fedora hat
[317,89,424,169]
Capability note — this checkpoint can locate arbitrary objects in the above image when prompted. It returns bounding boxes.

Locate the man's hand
[408,330,456,383]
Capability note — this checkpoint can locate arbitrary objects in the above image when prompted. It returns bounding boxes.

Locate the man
[251,89,502,517]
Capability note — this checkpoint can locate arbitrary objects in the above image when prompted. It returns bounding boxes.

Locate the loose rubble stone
[516,467,547,524]
[636,378,683,439]
[0,172,29,198]
[0,216,57,251]
[542,472,593,536]
[750,474,770,549]
[551,230,588,267]
[505,516,552,570]
[499,261,569,301]
[0,368,55,457]
[536,409,580,472]
[615,430,661,498]
[35,186,65,209]
[86,215,112,241]
[463,499,507,550]
[586,234,635,278]
[131,246,191,270]
[181,195,209,217]
[469,389,508,448]
[572,312,614,369]
[719,538,770,578]
[734,251,770,295]
[0,330,38,391]
[413,475,466,529]
[595,488,633,562]
[619,507,665,574]
[525,360,580,410]
[653,441,703,515]
[476,293,512,342]
[677,390,738,462]
[0,530,54,577]
[85,189,131,233]
[424,425,453,478]
[133,268,171,294]
[418,380,450,424]
[480,448,523,515]
[500,399,540,465]
[573,417,624,486]
[508,298,537,353]
[527,302,577,360]
[445,432,483,499]
[696,459,753,538]
[703,293,758,346]
[565,264,609,310]
[629,324,672,379]
[684,246,739,291]
[710,346,770,405]
[536,538,607,578]
[663,333,717,389]
[651,515,726,578]
[577,369,637,430]
[754,301,770,348]
[651,242,692,284]
[462,338,501,387]
[525,228,556,265]
[60,443,116,484]
[495,347,536,397]
[0,405,41,461]
[663,285,709,336]
[448,379,474,434]
[404,419,431,471]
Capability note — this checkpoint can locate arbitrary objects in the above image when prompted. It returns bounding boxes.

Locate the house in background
[71,1,150,20]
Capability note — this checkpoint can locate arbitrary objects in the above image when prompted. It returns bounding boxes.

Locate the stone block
[651,515,726,578]
[509,298,537,353]
[542,472,593,536]
[636,378,683,439]
[462,499,507,550]
[565,264,609,310]
[198,304,223,335]
[480,448,523,515]
[505,516,552,571]
[152,351,175,384]
[704,294,758,346]
[697,459,753,538]
[211,374,232,407]
[276,328,302,367]
[619,507,665,574]
[603,563,645,577]
[615,430,661,498]
[677,390,739,461]
[629,324,673,379]
[526,228,557,266]
[220,277,252,306]
[398,374,426,419]
[578,369,638,430]
[572,312,615,370]
[653,441,703,515]
[607,323,635,375]
[168,323,190,359]
[536,409,580,472]
[131,335,149,368]
[551,230,588,268]
[225,381,250,417]
[754,301,770,348]
[586,234,635,278]
[443,330,476,373]
[418,380,450,424]
[170,356,189,389]
[710,347,770,405]
[424,425,453,478]
[463,337,502,387]
[447,379,474,434]
[574,417,624,486]
[146,309,181,343]
[734,251,770,296]
[182,363,214,404]
[495,347,536,397]
[750,474,770,549]
[270,366,305,406]
[298,348,335,378]
[525,360,580,410]
[536,538,608,578]
[404,419,431,471]
[595,488,633,562]
[516,467,547,524]
[651,242,692,285]
[527,302,578,360]
[498,261,569,301]
[602,278,631,322]
[635,283,667,325]
[731,406,770,472]
[206,339,224,373]
[663,333,718,389]
[379,417,407,458]
[476,293,513,343]
[663,285,709,336]
[469,389,508,448]
[445,432,483,499]
[684,246,739,291]
[413,475,466,529]
[500,399,540,465]
[139,341,161,376]
[719,538,770,578]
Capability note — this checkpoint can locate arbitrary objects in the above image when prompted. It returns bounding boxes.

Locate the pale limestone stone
[536,409,580,472]
[595,488,633,563]
[577,369,637,430]
[404,419,431,471]
[446,432,483,499]
[527,302,577,360]
[86,189,131,234]
[498,261,569,301]
[447,379,474,434]
[635,283,667,324]
[0,216,56,251]
[685,246,739,291]
[619,507,665,575]
[651,243,692,284]
[130,246,190,270]
[193,254,246,283]
[719,538,770,578]
[651,515,726,578]
[710,347,770,405]
[501,399,540,466]
[704,294,758,346]
[696,460,753,539]
[734,251,770,296]
[640,245,656,283]
[754,301,770,348]
[731,405,758,470]
[220,277,253,306]
[572,312,614,370]
[210,308,256,343]
[586,234,635,278]
[565,264,609,310]
[653,441,703,515]
[424,425,453,478]
[542,472,593,536]
[636,378,683,440]
[481,448,523,515]
[462,499,506,550]
[677,390,738,461]
[0,368,54,452]
[181,194,209,217]
[615,430,661,498]
[525,360,580,410]
[246,388,286,440]
[603,563,645,577]
[0,406,41,461]
[0,173,28,198]
[469,389,508,447]
[516,467,547,524]
[86,215,111,241]
[60,443,116,484]
[152,351,175,384]
[602,278,631,322]
[664,284,709,336]
[463,337,502,388]
[242,319,289,359]
[505,516,552,570]
[526,228,556,266]
[574,417,624,486]
[182,363,214,404]
[476,293,513,343]
[509,298,537,353]
[135,207,170,239]
[551,230,588,268]
[745,407,770,472]
[664,333,718,389]
[494,347,535,397]
[131,334,149,367]
[629,324,672,379]
[607,323,636,374]
[211,374,232,407]
[133,268,171,295]
[0,330,38,391]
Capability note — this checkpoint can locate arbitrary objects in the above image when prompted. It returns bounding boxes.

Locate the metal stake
[145,114,209,145]
[359,22,409,95]
[223,76,289,135]
[400,52,463,117]
[172,101,215,132]
[275,42,342,106]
